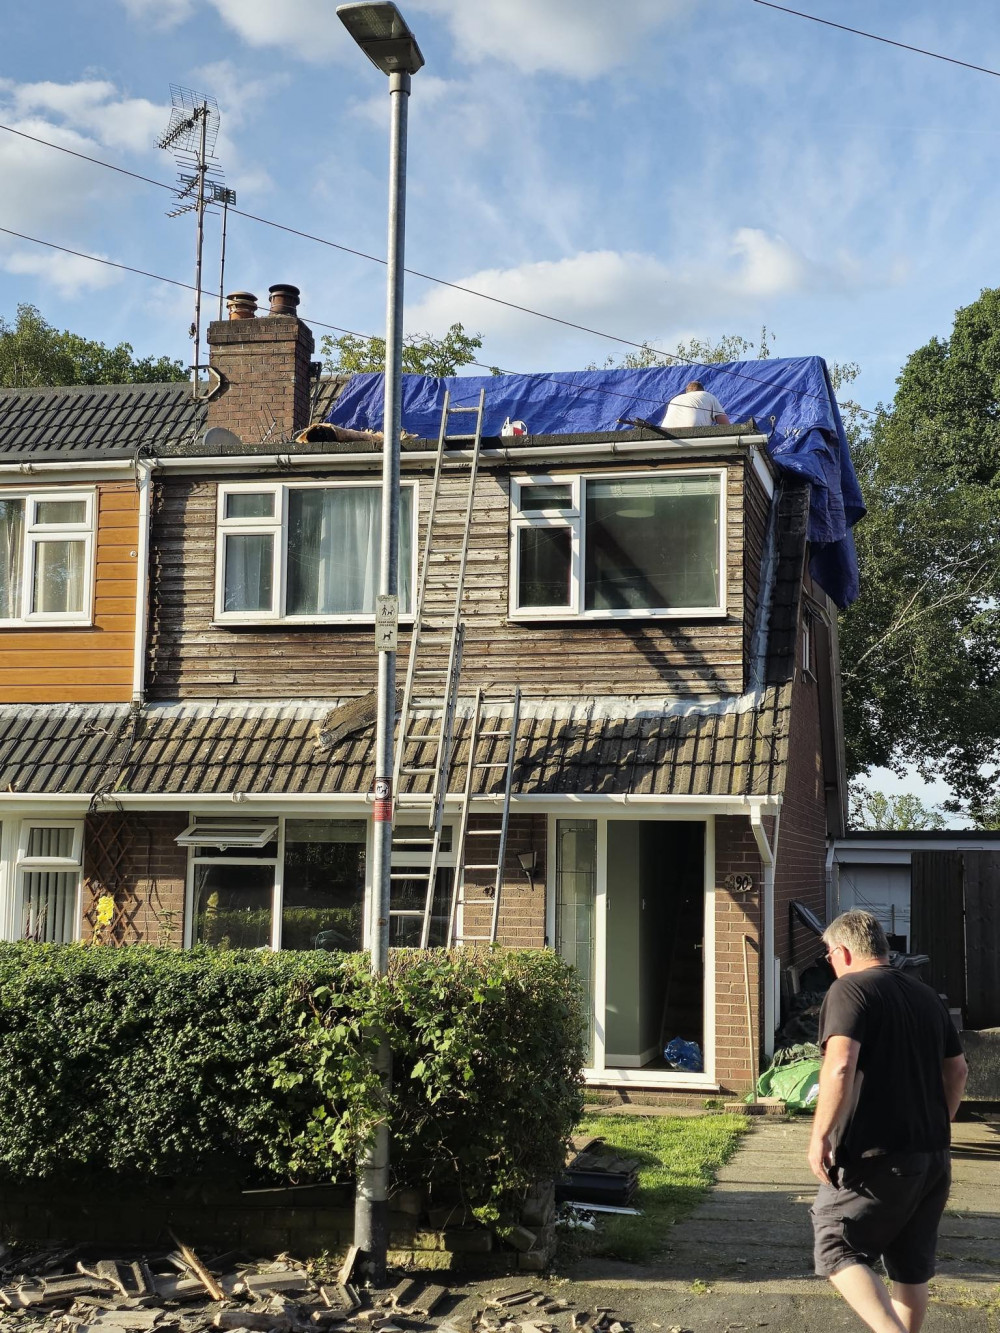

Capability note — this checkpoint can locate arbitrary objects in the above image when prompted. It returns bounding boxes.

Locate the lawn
[569,1112,749,1264]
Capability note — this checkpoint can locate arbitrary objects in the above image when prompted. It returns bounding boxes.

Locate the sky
[3,0,998,820]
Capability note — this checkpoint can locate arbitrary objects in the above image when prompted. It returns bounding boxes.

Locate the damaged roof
[0,689,790,801]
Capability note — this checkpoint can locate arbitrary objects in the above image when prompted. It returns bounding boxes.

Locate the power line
[0,118,864,412]
[0,221,876,422]
[751,1,1000,79]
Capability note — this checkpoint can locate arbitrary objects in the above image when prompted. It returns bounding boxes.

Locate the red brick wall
[773,658,829,974]
[207,314,315,444]
[714,815,764,1092]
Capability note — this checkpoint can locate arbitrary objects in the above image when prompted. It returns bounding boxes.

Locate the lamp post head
[337,2,424,75]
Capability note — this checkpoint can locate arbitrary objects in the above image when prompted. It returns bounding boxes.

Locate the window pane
[26,826,75,859]
[21,871,78,943]
[555,819,597,1065]
[224,532,273,613]
[282,819,367,952]
[286,487,413,616]
[584,476,720,610]
[518,526,571,607]
[389,868,452,947]
[520,484,572,511]
[35,499,87,525]
[194,864,274,949]
[32,539,85,615]
[225,492,274,520]
[0,498,24,619]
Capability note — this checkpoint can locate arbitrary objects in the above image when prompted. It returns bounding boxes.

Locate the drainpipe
[750,803,781,1063]
[131,456,157,706]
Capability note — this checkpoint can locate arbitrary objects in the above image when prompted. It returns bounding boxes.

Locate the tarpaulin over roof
[326,356,865,607]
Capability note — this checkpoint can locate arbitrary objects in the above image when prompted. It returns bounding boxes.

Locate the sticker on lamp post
[375,594,398,651]
[373,776,393,823]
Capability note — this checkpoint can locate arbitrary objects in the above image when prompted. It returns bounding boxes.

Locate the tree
[321,322,492,377]
[848,784,946,831]
[0,304,186,387]
[587,326,776,371]
[838,287,1000,821]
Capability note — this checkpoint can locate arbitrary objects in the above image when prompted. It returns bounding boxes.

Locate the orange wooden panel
[1,684,133,703]
[0,666,132,684]
[0,632,133,654]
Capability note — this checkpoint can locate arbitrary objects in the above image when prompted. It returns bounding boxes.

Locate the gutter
[131,456,157,705]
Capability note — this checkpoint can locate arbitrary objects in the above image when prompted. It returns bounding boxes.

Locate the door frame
[547,811,718,1089]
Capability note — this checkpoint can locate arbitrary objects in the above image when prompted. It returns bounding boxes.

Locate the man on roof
[661,380,730,429]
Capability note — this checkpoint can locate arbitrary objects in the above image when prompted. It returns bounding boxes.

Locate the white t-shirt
[661,390,726,428]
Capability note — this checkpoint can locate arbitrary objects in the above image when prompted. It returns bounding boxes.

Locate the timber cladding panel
[0,482,137,704]
[146,457,751,701]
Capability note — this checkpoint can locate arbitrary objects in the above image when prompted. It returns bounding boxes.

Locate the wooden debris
[489,1290,535,1309]
[152,1275,211,1303]
[336,1246,361,1290]
[339,1284,361,1311]
[388,1279,423,1312]
[167,1237,224,1303]
[235,1272,311,1298]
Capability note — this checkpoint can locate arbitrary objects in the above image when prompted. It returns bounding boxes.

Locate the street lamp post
[336,1,424,1284]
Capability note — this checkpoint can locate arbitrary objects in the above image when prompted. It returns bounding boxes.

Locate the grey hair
[823,909,889,960]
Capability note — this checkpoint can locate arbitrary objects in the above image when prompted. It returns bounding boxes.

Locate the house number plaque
[724,872,755,894]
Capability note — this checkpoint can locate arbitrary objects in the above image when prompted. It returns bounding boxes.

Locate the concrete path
[544,1115,1000,1332]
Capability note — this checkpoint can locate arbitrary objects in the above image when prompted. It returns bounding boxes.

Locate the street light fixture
[337,0,422,1287]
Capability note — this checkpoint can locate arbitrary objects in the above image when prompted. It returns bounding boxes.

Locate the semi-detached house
[0,283,862,1098]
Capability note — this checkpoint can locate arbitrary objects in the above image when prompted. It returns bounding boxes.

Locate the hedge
[0,943,584,1218]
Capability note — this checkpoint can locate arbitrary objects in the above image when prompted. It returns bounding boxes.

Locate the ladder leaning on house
[387,388,505,948]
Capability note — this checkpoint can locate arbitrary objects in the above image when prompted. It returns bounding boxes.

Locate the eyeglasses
[826,944,845,963]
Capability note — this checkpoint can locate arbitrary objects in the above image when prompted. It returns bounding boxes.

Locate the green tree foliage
[838,288,1000,820]
[588,326,776,371]
[848,784,946,831]
[321,322,491,377]
[0,304,186,387]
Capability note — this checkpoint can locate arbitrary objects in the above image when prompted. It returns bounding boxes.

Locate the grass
[568,1112,749,1264]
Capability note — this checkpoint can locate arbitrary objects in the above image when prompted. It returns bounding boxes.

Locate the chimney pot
[268,284,301,317]
[226,291,258,320]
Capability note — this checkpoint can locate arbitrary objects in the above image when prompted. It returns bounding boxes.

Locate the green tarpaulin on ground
[756,1058,821,1112]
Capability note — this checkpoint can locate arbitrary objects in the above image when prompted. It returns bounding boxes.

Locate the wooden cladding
[0,483,137,703]
[147,458,753,702]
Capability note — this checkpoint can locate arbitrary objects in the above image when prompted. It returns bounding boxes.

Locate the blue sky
[3,0,1000,412]
[2,0,997,818]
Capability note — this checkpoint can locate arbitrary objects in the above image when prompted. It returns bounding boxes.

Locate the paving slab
[503,1114,1000,1332]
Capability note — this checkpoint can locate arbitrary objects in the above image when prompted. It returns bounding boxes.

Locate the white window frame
[509,469,727,621]
[214,479,418,625]
[13,819,84,943]
[0,488,96,627]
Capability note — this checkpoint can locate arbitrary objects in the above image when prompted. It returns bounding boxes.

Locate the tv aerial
[158,86,236,392]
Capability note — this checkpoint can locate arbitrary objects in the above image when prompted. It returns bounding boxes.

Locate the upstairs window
[216,481,415,623]
[510,470,725,619]
[0,490,95,625]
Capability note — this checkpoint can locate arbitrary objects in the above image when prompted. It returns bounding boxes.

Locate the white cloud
[206,0,349,63]
[409,0,693,77]
[402,234,867,367]
[1,247,123,297]
[6,79,168,154]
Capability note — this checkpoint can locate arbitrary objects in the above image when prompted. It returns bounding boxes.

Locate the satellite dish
[200,426,243,452]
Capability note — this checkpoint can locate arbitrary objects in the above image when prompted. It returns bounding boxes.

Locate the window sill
[213,617,416,629]
[0,619,95,630]
[508,607,729,623]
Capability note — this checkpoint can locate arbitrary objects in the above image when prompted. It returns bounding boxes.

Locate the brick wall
[207,313,315,445]
[773,657,829,977]
[471,813,546,948]
[83,812,187,946]
[714,815,763,1093]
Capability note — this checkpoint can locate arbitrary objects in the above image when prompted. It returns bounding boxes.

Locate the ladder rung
[401,765,439,775]
[459,898,495,906]
[464,828,501,836]
[444,434,477,441]
[474,761,511,769]
[448,405,481,414]
[464,863,500,871]
[413,667,448,676]
[455,935,494,942]
[389,873,422,881]
[477,730,512,739]
[392,837,435,846]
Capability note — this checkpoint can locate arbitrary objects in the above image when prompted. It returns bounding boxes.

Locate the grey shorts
[810,1150,951,1284]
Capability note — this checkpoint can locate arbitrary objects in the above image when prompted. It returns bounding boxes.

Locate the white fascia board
[0,461,135,482]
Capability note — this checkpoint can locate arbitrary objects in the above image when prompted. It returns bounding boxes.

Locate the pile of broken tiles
[0,1249,633,1333]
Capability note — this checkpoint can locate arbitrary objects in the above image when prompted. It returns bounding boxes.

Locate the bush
[0,943,584,1217]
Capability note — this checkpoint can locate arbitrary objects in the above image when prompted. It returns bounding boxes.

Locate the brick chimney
[206,284,315,444]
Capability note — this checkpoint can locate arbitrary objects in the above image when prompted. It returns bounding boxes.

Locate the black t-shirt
[818,966,964,1162]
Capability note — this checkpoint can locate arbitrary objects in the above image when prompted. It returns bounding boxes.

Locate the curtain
[287,488,412,616]
[0,499,23,619]
[21,871,78,943]
[224,533,273,613]
[32,539,85,615]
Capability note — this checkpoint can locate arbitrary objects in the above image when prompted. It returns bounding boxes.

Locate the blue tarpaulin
[326,356,865,607]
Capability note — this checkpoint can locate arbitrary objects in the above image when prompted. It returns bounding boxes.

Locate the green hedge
[0,943,584,1217]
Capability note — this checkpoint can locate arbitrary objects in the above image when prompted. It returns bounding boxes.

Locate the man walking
[808,910,968,1332]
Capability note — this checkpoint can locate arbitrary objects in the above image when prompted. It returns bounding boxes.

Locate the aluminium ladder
[446,686,522,948]
[391,388,486,948]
